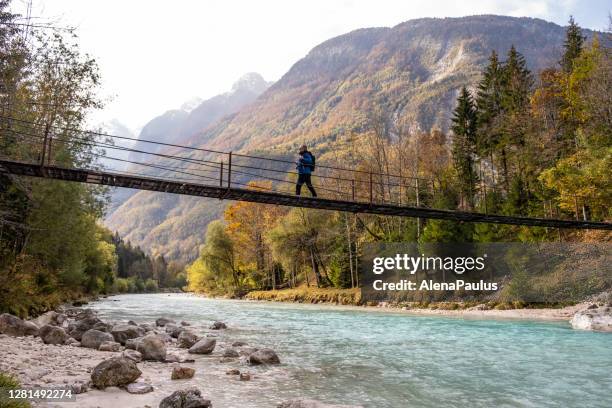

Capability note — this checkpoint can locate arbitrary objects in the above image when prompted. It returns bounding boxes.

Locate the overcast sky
[10,0,611,132]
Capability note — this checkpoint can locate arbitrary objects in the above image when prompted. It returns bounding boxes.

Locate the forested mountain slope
[105,15,593,263]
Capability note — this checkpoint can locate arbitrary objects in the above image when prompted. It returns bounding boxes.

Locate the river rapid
[89,293,612,408]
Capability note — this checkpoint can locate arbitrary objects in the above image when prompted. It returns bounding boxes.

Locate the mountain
[97,119,136,170]
[199,15,580,154]
[105,73,272,260]
[177,73,271,146]
[105,15,591,263]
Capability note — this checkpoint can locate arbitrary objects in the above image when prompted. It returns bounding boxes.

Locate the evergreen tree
[451,86,478,208]
[560,16,585,73]
[475,50,504,154]
[502,45,533,115]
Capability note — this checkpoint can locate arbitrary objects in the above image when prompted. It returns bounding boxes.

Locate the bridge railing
[0,113,603,223]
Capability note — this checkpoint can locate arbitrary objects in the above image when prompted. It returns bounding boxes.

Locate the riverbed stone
[99,341,122,352]
[111,324,146,345]
[239,372,251,381]
[0,313,39,337]
[571,306,612,332]
[90,357,141,389]
[126,382,153,394]
[136,334,167,361]
[81,329,114,349]
[177,331,199,348]
[159,388,212,408]
[122,349,142,362]
[166,324,185,338]
[248,348,280,365]
[125,336,143,350]
[223,348,239,358]
[180,321,191,326]
[68,316,102,340]
[39,324,69,345]
[156,317,175,327]
[239,347,259,356]
[209,321,227,330]
[232,341,247,347]
[277,400,364,408]
[188,338,216,354]
[31,311,62,327]
[92,322,112,333]
[171,366,195,380]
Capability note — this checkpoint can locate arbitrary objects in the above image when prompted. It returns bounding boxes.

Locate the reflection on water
[90,294,612,408]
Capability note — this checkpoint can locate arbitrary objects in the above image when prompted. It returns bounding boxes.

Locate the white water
[90,294,612,408]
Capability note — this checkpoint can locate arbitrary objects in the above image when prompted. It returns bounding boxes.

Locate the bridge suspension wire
[1,113,608,229]
[0,115,429,183]
[2,120,378,200]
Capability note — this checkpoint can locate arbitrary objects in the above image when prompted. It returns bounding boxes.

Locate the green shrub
[0,372,30,407]
[113,278,129,293]
[144,279,159,292]
[134,278,145,293]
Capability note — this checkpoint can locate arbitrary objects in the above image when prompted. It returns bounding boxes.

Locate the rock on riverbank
[0,307,288,407]
[571,305,612,332]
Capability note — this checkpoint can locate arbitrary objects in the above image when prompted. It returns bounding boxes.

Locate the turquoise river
[90,294,612,408]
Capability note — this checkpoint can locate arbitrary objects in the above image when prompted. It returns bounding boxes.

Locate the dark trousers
[296,173,317,197]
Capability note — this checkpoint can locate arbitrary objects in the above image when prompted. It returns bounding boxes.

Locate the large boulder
[248,348,280,365]
[171,366,195,380]
[90,357,141,389]
[136,334,167,361]
[156,317,175,327]
[81,329,114,349]
[68,316,102,340]
[39,324,69,345]
[188,338,216,355]
[278,400,364,408]
[159,388,212,408]
[571,306,612,332]
[177,331,199,348]
[0,313,39,337]
[111,324,146,345]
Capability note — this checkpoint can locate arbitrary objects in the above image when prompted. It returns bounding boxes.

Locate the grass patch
[246,286,362,305]
[0,372,31,408]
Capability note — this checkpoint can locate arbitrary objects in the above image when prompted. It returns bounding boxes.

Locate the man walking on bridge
[296,144,317,197]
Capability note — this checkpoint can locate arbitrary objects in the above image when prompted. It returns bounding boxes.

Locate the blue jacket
[297,152,314,175]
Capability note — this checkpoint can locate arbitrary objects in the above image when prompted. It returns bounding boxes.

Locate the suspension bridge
[1,115,610,230]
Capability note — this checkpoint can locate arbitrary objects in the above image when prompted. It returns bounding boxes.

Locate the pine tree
[476,50,504,154]
[502,45,533,115]
[560,16,585,73]
[451,86,478,208]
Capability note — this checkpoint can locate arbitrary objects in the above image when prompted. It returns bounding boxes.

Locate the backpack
[309,153,316,172]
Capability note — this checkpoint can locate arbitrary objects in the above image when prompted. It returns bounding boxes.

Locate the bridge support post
[227,152,232,189]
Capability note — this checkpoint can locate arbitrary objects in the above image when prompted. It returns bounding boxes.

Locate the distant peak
[181,97,203,112]
[231,72,270,93]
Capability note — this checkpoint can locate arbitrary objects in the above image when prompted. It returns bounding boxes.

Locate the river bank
[243,286,612,322]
